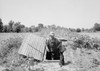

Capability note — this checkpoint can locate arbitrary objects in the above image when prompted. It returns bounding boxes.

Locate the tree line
[0,18,100,33]
[0,18,45,33]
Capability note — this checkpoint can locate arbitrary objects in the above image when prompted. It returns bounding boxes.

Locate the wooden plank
[43,60,60,63]
[18,34,46,61]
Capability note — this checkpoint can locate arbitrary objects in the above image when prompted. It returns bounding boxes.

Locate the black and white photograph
[0,0,100,71]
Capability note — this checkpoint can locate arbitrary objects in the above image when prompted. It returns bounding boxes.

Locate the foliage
[0,35,23,67]
[13,22,21,33]
[38,23,44,28]
[8,20,14,32]
[0,19,3,32]
[0,31,100,71]
[93,23,100,31]
[72,35,100,50]
[76,28,81,32]
[3,25,8,32]
[1,18,100,33]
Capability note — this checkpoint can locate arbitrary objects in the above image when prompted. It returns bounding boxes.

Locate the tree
[82,28,84,32]
[20,24,25,32]
[8,20,14,32]
[3,25,8,32]
[76,28,81,32]
[24,27,30,32]
[68,28,75,32]
[51,24,56,30]
[29,25,36,32]
[38,23,44,28]
[37,23,44,31]
[93,23,100,31]
[34,27,40,32]
[13,22,21,33]
[0,19,3,32]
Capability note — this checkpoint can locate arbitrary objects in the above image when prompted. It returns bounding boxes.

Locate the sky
[0,0,100,28]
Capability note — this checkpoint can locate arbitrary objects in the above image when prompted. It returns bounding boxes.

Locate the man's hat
[49,32,55,36]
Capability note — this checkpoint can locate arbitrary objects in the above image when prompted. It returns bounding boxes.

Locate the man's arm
[45,39,49,52]
[56,39,62,49]
[57,39,66,53]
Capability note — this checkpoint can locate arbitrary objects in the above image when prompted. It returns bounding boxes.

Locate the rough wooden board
[18,34,46,61]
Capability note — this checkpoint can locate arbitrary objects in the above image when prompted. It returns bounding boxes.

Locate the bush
[72,35,100,50]
[0,35,23,67]
[93,23,100,31]
[76,28,81,32]
[0,19,3,32]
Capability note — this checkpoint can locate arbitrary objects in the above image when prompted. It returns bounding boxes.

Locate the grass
[0,33,27,71]
[0,31,100,71]
[79,32,100,39]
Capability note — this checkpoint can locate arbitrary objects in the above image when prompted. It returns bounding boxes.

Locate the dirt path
[0,66,5,71]
[29,61,78,71]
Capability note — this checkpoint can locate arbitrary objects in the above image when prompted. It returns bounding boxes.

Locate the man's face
[50,34,55,38]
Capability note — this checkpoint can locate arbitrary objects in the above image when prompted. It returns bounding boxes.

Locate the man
[46,32,65,66]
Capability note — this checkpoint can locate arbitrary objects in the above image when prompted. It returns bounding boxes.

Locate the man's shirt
[46,37,61,52]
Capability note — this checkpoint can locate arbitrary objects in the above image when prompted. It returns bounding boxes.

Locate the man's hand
[46,46,49,52]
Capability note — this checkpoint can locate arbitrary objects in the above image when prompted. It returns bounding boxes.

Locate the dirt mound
[63,46,100,70]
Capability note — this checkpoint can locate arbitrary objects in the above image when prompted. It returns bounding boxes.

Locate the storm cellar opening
[45,50,60,60]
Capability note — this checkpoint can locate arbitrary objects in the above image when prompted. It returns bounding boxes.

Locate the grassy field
[79,32,100,39]
[0,32,100,71]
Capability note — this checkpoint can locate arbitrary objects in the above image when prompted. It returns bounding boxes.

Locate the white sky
[0,0,100,28]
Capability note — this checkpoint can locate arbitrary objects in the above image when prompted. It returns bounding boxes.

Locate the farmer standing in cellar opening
[46,32,65,66]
